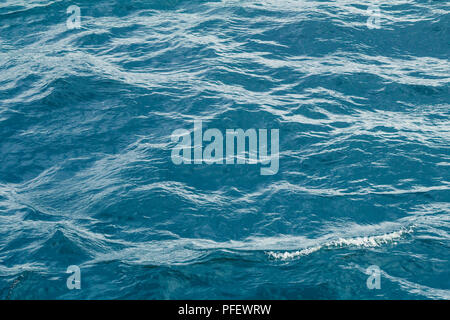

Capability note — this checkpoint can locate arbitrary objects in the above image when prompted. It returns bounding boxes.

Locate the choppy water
[0,0,449,299]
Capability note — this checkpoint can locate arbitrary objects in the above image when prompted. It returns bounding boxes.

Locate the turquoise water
[0,0,449,299]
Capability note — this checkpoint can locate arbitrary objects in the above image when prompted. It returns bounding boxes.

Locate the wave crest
[267,228,412,260]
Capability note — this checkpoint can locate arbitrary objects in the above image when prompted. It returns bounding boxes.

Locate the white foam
[267,228,412,260]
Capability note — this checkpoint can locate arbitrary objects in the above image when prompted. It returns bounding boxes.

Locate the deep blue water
[0,0,449,299]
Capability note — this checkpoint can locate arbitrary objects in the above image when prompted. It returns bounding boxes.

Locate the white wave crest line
[267,228,412,260]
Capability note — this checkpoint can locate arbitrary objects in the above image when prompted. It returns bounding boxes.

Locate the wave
[267,227,412,260]
[0,0,449,299]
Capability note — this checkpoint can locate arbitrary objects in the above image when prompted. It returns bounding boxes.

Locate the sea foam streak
[267,228,412,260]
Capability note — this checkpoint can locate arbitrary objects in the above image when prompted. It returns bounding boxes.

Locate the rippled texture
[0,0,449,299]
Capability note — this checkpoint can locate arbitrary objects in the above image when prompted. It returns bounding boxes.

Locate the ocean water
[0,0,449,300]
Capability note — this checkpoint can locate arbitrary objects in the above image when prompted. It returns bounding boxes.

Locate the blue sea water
[0,0,449,300]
